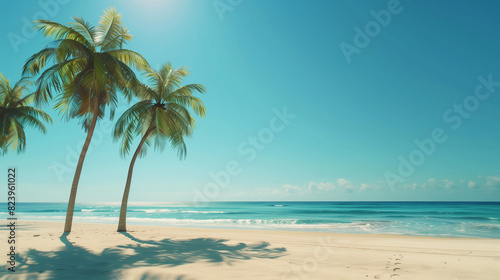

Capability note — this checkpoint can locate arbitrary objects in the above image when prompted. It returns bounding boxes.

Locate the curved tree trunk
[117,127,155,232]
[64,112,99,233]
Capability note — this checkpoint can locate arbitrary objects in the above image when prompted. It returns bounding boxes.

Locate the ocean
[7,201,500,238]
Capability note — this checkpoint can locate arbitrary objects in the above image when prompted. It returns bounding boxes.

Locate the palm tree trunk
[63,112,99,233]
[117,127,155,232]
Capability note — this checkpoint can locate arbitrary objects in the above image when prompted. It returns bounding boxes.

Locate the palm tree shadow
[10,232,286,279]
[119,231,286,266]
[59,232,73,248]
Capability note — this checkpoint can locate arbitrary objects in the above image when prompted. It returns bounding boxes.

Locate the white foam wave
[135,209,225,214]
[18,215,379,230]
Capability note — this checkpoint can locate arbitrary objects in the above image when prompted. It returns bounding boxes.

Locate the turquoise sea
[7,202,500,238]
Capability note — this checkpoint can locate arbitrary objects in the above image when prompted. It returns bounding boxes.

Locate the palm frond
[69,17,96,46]
[0,73,52,155]
[0,73,11,104]
[14,106,52,133]
[33,57,86,106]
[23,47,58,76]
[96,8,130,51]
[113,100,152,138]
[114,63,206,159]
[33,20,91,47]
[11,119,27,154]
[107,49,149,70]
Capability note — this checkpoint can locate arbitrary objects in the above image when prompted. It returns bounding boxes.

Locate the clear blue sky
[1,0,499,202]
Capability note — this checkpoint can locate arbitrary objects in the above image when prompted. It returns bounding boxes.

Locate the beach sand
[1,221,499,279]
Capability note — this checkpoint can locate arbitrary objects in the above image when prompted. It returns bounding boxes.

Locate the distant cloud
[336,178,355,191]
[468,181,476,189]
[234,174,500,199]
[360,183,372,192]
[282,184,301,194]
[416,178,454,189]
[463,176,500,191]
[486,176,500,188]
[400,175,500,192]
[442,179,454,189]
[256,187,284,196]
[401,182,418,190]
[307,182,335,191]
[256,179,380,197]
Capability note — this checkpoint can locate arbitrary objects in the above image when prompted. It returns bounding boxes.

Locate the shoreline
[1,221,499,279]
[13,219,500,240]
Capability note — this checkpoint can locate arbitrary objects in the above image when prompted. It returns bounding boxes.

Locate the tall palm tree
[23,8,149,232]
[114,63,206,232]
[0,73,52,154]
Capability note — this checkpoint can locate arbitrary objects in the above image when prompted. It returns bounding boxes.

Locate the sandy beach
[0,221,498,279]
[2,1,500,279]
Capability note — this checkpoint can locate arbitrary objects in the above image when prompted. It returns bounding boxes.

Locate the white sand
[1,221,499,279]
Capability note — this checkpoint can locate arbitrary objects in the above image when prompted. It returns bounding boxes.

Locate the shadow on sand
[6,231,286,280]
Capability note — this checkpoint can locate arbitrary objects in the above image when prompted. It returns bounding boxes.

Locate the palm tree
[114,63,206,232]
[0,73,52,154]
[23,8,149,232]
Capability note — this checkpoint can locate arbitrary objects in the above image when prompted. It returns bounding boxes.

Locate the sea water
[7,201,500,238]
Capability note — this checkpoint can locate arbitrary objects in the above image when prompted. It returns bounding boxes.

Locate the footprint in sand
[384,254,403,278]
